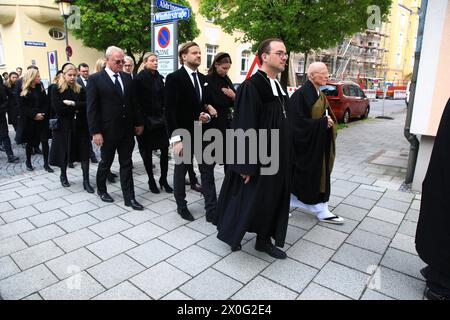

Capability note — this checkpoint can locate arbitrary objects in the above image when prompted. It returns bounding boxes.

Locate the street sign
[157,27,171,49]
[47,50,59,82]
[24,41,46,47]
[245,55,261,80]
[66,45,73,58]
[158,58,176,79]
[154,8,190,23]
[156,0,186,11]
[154,23,176,58]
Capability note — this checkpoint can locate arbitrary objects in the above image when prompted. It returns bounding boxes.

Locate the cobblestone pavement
[0,109,426,300]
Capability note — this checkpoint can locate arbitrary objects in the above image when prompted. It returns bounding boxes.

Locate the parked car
[320,81,370,124]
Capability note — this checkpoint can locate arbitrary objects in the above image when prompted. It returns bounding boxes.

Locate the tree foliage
[72,0,200,70]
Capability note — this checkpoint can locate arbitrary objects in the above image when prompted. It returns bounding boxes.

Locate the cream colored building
[380,0,421,83]
[0,0,255,85]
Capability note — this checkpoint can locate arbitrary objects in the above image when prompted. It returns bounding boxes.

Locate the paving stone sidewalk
[0,109,426,300]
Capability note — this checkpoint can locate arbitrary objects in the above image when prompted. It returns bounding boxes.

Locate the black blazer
[86,69,143,140]
[164,66,207,137]
[77,76,87,89]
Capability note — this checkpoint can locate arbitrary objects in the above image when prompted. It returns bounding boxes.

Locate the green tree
[72,0,200,72]
[200,0,392,86]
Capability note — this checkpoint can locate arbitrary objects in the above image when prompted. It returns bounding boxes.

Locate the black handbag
[49,118,60,131]
[146,115,165,130]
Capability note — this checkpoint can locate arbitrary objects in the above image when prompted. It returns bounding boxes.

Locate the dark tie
[113,74,123,97]
[192,72,201,102]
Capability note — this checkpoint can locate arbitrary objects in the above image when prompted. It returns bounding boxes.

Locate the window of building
[0,34,5,67]
[206,44,218,69]
[241,51,250,73]
[48,27,65,40]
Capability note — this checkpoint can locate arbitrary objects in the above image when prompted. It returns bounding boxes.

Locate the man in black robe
[288,62,344,224]
[416,98,450,300]
[214,38,290,259]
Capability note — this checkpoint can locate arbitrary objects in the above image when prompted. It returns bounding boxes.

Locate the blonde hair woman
[48,64,94,192]
[94,58,106,73]
[16,68,53,172]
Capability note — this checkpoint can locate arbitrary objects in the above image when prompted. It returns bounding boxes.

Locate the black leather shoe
[190,182,202,193]
[425,287,450,300]
[26,161,34,171]
[90,156,98,164]
[83,181,95,194]
[125,199,144,211]
[231,244,242,252]
[60,176,70,187]
[68,162,75,168]
[98,192,114,203]
[110,172,118,178]
[255,241,287,259]
[177,207,194,221]
[148,178,160,194]
[44,165,54,173]
[7,155,19,163]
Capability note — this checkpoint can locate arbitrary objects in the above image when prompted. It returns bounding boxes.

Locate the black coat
[416,98,450,274]
[77,76,87,89]
[49,86,90,167]
[133,69,168,150]
[0,83,8,137]
[164,66,207,140]
[86,69,143,141]
[6,84,19,127]
[15,85,49,145]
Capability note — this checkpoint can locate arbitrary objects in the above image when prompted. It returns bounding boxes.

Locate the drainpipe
[404,0,428,184]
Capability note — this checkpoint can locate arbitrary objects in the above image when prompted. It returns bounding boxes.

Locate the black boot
[42,142,54,173]
[159,177,173,193]
[60,166,70,187]
[81,160,94,193]
[255,236,287,259]
[25,144,33,171]
[148,177,160,194]
[159,149,172,193]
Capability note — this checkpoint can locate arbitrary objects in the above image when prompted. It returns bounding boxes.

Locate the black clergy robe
[416,98,450,276]
[214,70,291,249]
[288,80,337,205]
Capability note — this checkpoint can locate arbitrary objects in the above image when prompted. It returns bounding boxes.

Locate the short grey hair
[124,56,134,64]
[105,46,124,59]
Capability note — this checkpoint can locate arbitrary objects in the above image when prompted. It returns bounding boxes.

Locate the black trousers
[97,137,135,201]
[174,155,217,215]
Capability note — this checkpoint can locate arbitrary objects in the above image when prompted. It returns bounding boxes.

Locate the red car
[320,81,370,124]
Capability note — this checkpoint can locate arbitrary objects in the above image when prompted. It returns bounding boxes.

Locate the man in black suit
[87,46,144,210]
[165,42,217,222]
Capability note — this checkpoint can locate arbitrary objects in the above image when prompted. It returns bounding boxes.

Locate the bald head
[307,62,329,88]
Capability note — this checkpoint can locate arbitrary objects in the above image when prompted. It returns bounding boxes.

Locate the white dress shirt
[105,66,124,93]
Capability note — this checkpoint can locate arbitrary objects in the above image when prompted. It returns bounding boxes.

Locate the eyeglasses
[114,60,125,65]
[270,51,289,59]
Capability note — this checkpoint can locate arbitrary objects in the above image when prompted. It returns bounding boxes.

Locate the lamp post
[56,0,73,62]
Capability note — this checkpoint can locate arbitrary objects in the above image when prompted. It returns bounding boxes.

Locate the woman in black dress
[16,68,53,172]
[204,52,236,172]
[134,52,172,193]
[49,64,94,192]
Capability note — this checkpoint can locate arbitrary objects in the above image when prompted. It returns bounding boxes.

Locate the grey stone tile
[390,233,417,255]
[331,171,353,180]
[11,241,64,270]
[92,281,150,300]
[332,204,368,221]
[89,205,128,221]
[86,234,137,261]
[39,272,105,300]
[20,224,66,246]
[60,201,99,217]
[319,217,359,234]
[314,262,370,299]
[368,206,404,225]
[1,206,40,223]
[0,191,21,203]
[22,293,43,300]
[88,254,145,289]
[130,261,191,300]
[346,229,390,254]
[57,214,99,233]
[262,258,317,293]
[288,211,318,230]
[159,226,206,250]
[352,188,384,201]
[298,282,350,300]
[88,218,133,239]
[126,239,178,268]
[167,245,221,276]
[287,239,334,269]
[151,211,189,231]
[0,256,20,280]
[162,290,192,300]
[332,244,382,274]
[121,222,167,244]
[383,190,415,203]
[0,265,58,300]
[62,192,97,205]
[404,209,419,223]
[34,198,71,213]
[119,210,159,226]
[180,269,242,300]
[232,276,298,300]
[303,225,347,250]
[213,251,269,283]
[329,195,344,207]
[410,200,420,211]
[46,248,101,280]
[38,188,73,201]
[14,185,48,198]
[371,267,425,300]
[0,202,14,214]
[330,180,360,197]
[398,220,417,237]
[148,199,178,214]
[349,176,377,185]
[377,197,411,213]
[285,225,307,245]
[342,195,376,210]
[381,248,426,280]
[28,210,69,228]
[53,228,102,253]
[185,218,218,236]
[0,236,28,258]
[9,195,44,209]
[361,289,394,300]
[358,217,398,238]
[0,219,35,241]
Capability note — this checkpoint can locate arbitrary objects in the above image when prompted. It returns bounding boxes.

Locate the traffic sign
[66,45,73,58]
[154,8,190,23]
[156,0,187,11]
[246,55,261,80]
[154,23,176,58]
[157,27,170,49]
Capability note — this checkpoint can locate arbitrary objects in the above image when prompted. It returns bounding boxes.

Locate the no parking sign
[153,22,178,78]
